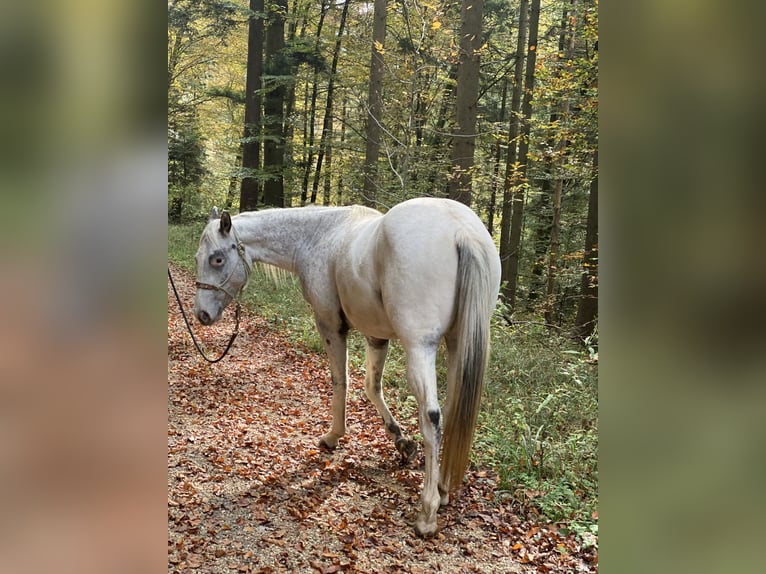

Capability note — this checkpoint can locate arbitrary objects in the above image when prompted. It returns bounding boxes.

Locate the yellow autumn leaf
[431,21,442,31]
[374,40,385,54]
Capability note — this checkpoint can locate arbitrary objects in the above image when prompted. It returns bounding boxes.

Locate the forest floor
[168,264,598,573]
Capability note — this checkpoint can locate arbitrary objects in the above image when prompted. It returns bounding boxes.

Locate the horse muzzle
[196,308,215,325]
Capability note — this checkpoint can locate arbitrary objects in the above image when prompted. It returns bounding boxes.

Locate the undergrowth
[169,223,598,536]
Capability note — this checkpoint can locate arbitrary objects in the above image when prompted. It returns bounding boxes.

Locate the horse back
[342,198,498,343]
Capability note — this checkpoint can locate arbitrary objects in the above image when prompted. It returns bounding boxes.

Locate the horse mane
[252,261,291,287]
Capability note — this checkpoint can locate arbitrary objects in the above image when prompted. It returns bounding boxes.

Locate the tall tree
[262,0,288,207]
[301,0,331,206]
[502,0,540,309]
[574,148,598,340]
[311,0,351,204]
[487,77,509,235]
[498,0,529,301]
[544,0,577,325]
[361,0,388,207]
[240,0,265,211]
[447,0,485,206]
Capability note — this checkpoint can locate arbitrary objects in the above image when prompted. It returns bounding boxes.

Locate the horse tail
[441,234,496,492]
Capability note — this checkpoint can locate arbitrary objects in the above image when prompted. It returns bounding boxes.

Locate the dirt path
[168,264,597,573]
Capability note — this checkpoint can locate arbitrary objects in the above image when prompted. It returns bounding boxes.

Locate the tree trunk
[301,0,330,205]
[527,5,572,306]
[337,100,347,204]
[574,149,598,341]
[226,149,242,210]
[487,77,509,235]
[262,0,287,207]
[240,0,264,212]
[498,0,529,303]
[283,3,304,191]
[311,0,350,204]
[426,64,458,192]
[544,1,577,325]
[502,0,540,310]
[428,64,457,148]
[447,0,485,206]
[362,0,387,207]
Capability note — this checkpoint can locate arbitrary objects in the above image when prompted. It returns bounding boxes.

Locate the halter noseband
[195,227,252,301]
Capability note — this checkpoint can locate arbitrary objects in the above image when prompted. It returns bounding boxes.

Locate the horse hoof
[396,438,418,463]
[319,435,338,450]
[414,518,439,538]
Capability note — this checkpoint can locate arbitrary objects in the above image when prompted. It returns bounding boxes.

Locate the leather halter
[195,226,252,301]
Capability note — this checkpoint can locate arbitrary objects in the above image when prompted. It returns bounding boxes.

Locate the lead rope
[168,266,241,363]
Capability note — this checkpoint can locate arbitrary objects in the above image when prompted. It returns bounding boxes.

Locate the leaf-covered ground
[168,264,598,573]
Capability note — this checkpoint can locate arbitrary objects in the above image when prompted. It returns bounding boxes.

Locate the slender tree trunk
[499,0,529,301]
[543,155,565,325]
[428,65,457,148]
[544,3,577,326]
[574,149,598,341]
[426,64,458,192]
[487,77,509,235]
[283,4,304,186]
[262,0,287,207]
[337,100,347,204]
[362,0,387,207]
[323,142,333,204]
[528,5,572,305]
[240,0,264,211]
[448,0,485,206]
[226,149,242,210]
[301,0,330,205]
[502,0,540,310]
[311,0,350,205]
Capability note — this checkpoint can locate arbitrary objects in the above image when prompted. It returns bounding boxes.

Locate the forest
[168,0,598,336]
[168,0,598,568]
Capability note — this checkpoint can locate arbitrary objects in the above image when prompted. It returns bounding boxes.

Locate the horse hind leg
[437,334,459,506]
[404,343,442,537]
[363,337,418,463]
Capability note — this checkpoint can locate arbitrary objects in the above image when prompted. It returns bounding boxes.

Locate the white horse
[193,197,501,536]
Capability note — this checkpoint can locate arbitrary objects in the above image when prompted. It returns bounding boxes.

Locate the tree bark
[574,149,598,341]
[262,0,287,207]
[337,100,348,204]
[544,1,577,325]
[447,0,485,206]
[240,0,264,212]
[502,0,540,310]
[487,76,509,235]
[362,0,387,207]
[527,5,572,306]
[498,0,529,302]
[311,0,350,204]
[301,0,330,205]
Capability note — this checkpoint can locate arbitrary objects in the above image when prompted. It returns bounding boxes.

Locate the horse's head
[193,207,250,325]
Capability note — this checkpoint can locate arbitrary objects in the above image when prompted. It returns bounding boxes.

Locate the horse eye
[209,253,225,267]
[231,243,236,249]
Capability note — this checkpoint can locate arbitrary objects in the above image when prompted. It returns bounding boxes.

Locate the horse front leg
[363,337,418,463]
[316,318,349,450]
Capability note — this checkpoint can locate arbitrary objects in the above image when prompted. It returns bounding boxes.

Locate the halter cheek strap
[195,227,252,301]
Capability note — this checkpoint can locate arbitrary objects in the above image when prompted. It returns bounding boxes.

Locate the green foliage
[168,117,209,223]
[476,307,598,527]
[168,221,207,268]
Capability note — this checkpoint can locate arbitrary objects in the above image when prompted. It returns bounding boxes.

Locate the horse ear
[209,206,220,221]
[219,211,232,235]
